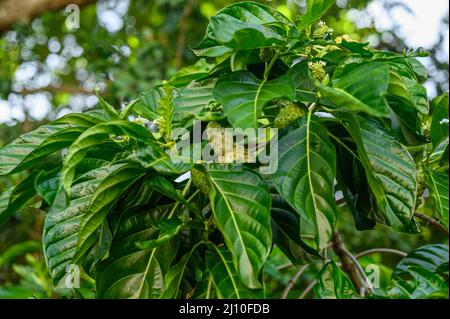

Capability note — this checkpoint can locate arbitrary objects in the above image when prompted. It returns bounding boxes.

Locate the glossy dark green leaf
[35,166,61,205]
[206,244,263,299]
[96,204,179,298]
[387,71,428,133]
[194,2,293,53]
[334,138,377,231]
[136,218,184,249]
[270,192,321,263]
[431,93,449,146]
[0,124,73,176]
[43,165,119,284]
[174,80,215,127]
[205,164,272,289]
[73,164,146,263]
[273,114,337,250]
[61,121,153,192]
[388,267,448,299]
[170,59,214,87]
[319,62,391,118]
[393,244,449,278]
[214,71,295,129]
[314,261,356,299]
[0,172,38,224]
[338,113,418,232]
[425,169,449,228]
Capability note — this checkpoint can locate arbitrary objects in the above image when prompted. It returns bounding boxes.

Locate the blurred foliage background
[0,0,448,298]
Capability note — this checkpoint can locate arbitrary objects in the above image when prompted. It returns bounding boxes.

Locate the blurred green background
[0,0,448,298]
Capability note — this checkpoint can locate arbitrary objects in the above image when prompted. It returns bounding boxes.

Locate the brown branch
[355,248,407,259]
[15,84,92,95]
[0,0,96,32]
[414,212,449,236]
[174,0,196,69]
[332,231,371,296]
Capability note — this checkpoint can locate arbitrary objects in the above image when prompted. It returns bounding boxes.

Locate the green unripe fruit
[191,167,211,196]
[274,103,306,129]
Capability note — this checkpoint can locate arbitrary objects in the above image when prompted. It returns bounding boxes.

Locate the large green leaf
[431,93,449,146]
[387,71,428,134]
[0,172,38,224]
[393,244,449,278]
[0,124,68,176]
[387,244,449,299]
[332,128,377,230]
[270,192,320,264]
[43,165,119,284]
[298,0,335,29]
[388,267,449,299]
[213,71,296,129]
[338,113,418,232]
[160,241,205,299]
[72,164,146,263]
[194,1,293,54]
[425,169,449,228]
[173,80,215,127]
[0,114,100,176]
[96,204,179,298]
[61,121,153,192]
[206,244,263,299]
[319,62,391,118]
[205,164,272,289]
[273,113,337,250]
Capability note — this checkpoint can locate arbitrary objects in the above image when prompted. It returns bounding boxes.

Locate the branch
[298,279,317,299]
[0,0,96,32]
[174,0,196,69]
[332,231,373,296]
[281,264,310,299]
[15,85,92,95]
[355,248,407,259]
[414,212,449,236]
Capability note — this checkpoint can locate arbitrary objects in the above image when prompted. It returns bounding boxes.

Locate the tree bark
[0,0,95,32]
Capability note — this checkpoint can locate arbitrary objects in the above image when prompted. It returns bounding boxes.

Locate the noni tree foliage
[0,1,448,299]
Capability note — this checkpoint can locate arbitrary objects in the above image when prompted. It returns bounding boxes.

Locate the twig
[175,0,196,68]
[281,264,310,299]
[414,212,449,236]
[355,248,407,259]
[298,279,317,299]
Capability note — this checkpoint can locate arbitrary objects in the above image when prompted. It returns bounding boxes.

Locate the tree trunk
[0,0,95,32]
